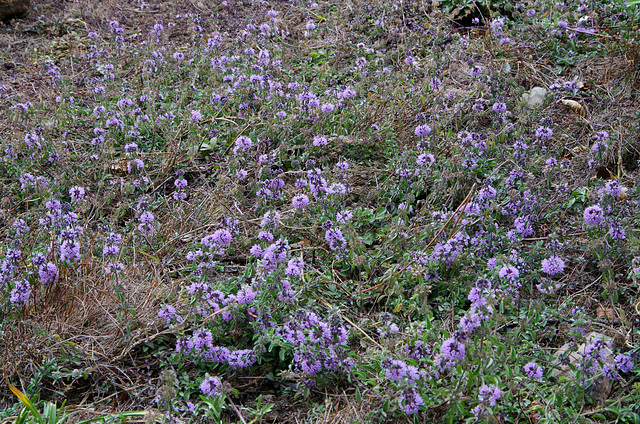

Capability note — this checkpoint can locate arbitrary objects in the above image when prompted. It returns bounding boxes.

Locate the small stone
[522,86,547,109]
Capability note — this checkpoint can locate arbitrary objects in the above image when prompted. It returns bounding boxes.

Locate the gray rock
[551,332,614,406]
[522,86,547,109]
[0,0,29,22]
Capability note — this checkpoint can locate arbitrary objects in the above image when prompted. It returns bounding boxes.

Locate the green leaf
[7,381,44,424]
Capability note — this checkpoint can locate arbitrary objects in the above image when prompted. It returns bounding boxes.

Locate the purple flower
[414,124,432,137]
[499,265,520,281]
[478,384,502,407]
[191,110,202,121]
[13,219,29,236]
[441,337,466,361]
[233,136,252,154]
[258,231,274,242]
[336,210,353,224]
[139,211,154,223]
[259,23,271,35]
[541,256,565,276]
[595,130,609,141]
[124,143,138,152]
[615,354,633,373]
[325,228,346,251]
[69,186,86,202]
[416,153,435,166]
[604,181,622,197]
[524,362,543,379]
[535,126,553,140]
[39,263,59,285]
[46,199,61,211]
[514,216,534,237]
[158,305,182,325]
[400,388,424,415]
[583,205,604,225]
[200,376,222,397]
[127,158,144,172]
[285,257,304,276]
[313,135,328,146]
[292,194,309,209]
[608,223,626,240]
[321,103,335,113]
[212,229,232,245]
[335,161,349,171]
[227,349,257,369]
[545,158,558,168]
[174,178,188,189]
[478,185,497,201]
[236,285,256,304]
[173,52,184,60]
[103,244,120,256]
[10,280,31,305]
[492,102,507,113]
[60,240,81,263]
[260,210,281,228]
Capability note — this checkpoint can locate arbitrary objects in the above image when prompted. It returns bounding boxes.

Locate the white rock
[551,332,614,405]
[522,87,547,109]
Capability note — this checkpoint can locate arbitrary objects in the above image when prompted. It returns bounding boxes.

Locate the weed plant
[1,0,640,422]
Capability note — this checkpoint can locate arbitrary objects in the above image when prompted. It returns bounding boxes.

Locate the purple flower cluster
[176,330,257,369]
[233,135,253,155]
[285,257,304,276]
[292,193,309,209]
[583,205,604,226]
[38,262,59,285]
[173,170,188,201]
[429,231,470,265]
[200,376,222,397]
[201,229,233,255]
[325,228,346,251]
[400,388,424,415]
[276,310,352,379]
[404,339,431,360]
[438,335,466,369]
[524,362,543,379]
[159,304,183,325]
[541,256,565,275]
[137,211,155,236]
[10,279,31,306]
[460,278,495,334]
[478,384,502,406]
[185,283,230,317]
[578,337,614,382]
[103,232,122,257]
[250,237,289,275]
[382,359,424,383]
